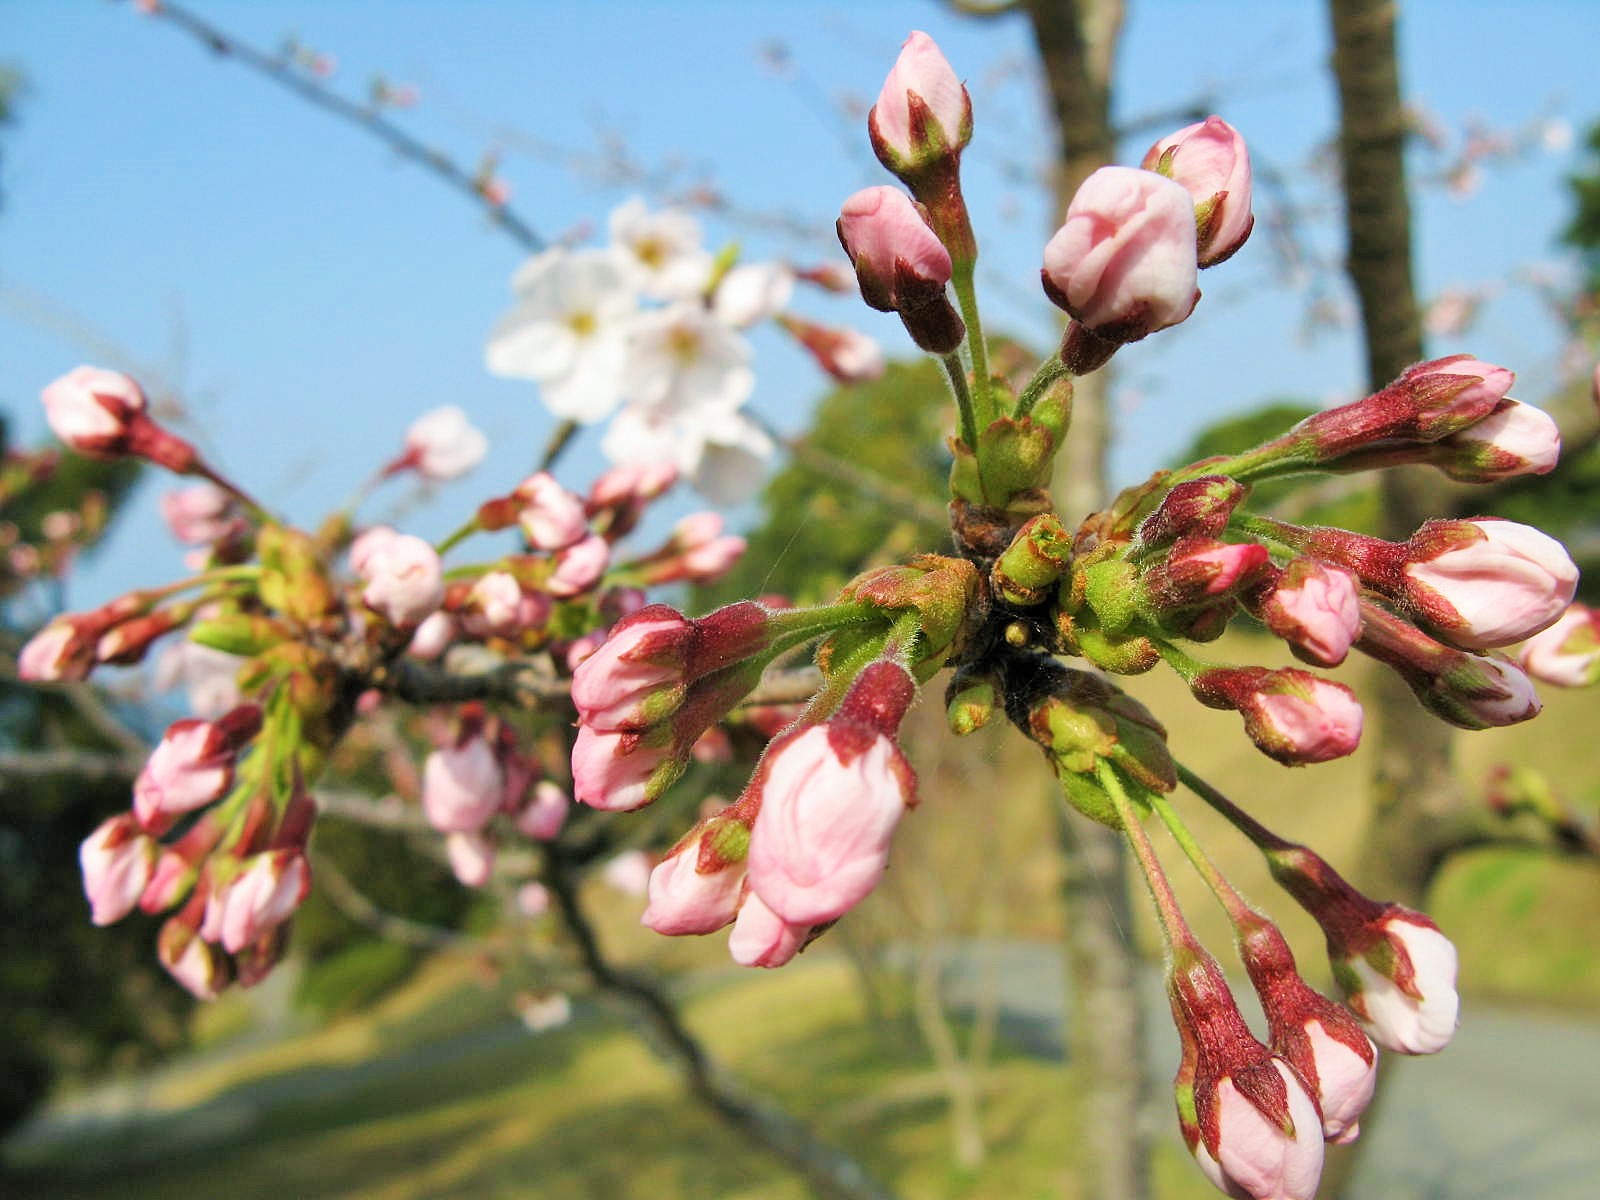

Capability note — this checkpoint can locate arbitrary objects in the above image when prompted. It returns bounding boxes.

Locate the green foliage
[695,359,951,610]
[295,940,418,1020]
[1561,118,1600,290]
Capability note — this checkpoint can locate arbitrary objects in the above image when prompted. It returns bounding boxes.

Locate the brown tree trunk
[1026,5,1152,1200]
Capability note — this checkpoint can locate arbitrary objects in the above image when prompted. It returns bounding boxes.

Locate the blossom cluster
[485,196,884,504]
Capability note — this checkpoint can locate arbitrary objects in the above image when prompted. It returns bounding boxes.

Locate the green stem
[435,517,482,557]
[1152,638,1208,685]
[1094,759,1193,950]
[950,260,993,426]
[1014,352,1070,418]
[1168,434,1314,487]
[1146,789,1255,926]
[800,628,893,724]
[941,353,980,452]
[1175,762,1297,855]
[1231,512,1312,553]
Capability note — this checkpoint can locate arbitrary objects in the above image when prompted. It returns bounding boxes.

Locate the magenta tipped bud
[1142,116,1254,267]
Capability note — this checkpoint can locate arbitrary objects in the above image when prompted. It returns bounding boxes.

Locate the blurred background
[2,2,1597,1198]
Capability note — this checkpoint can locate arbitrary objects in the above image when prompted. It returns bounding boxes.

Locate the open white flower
[602,405,773,506]
[622,302,754,416]
[713,261,794,328]
[609,197,713,299]
[485,247,638,423]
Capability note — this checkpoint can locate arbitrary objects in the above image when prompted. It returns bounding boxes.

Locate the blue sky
[1,0,1594,605]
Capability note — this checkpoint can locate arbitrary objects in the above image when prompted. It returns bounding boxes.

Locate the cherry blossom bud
[80,815,157,926]
[1136,476,1248,549]
[407,611,456,659]
[1339,913,1460,1055]
[213,850,310,954]
[134,707,263,830]
[681,534,747,582]
[515,781,569,841]
[747,661,918,925]
[446,831,495,888]
[160,484,241,546]
[518,992,572,1032]
[18,620,91,681]
[1432,398,1561,482]
[349,525,398,574]
[159,916,230,1000]
[466,571,525,636]
[1143,116,1254,267]
[1191,667,1363,765]
[40,366,147,457]
[1142,538,1271,614]
[713,261,794,328]
[516,881,551,918]
[1194,1059,1325,1200]
[399,405,488,481]
[834,187,963,352]
[588,461,678,511]
[1402,518,1578,649]
[547,533,610,598]
[782,315,893,381]
[359,532,445,627]
[868,31,972,179]
[570,606,695,730]
[1304,355,1516,456]
[571,725,677,812]
[728,892,809,968]
[1256,560,1363,667]
[1518,603,1600,687]
[1042,167,1200,344]
[422,736,504,833]
[603,850,654,897]
[643,811,750,936]
[516,472,589,550]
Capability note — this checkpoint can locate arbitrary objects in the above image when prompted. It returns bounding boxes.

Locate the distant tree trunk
[1326,2,1453,1193]
[1027,5,1152,1200]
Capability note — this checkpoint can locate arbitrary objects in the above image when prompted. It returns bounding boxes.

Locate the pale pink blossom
[1404,518,1578,649]
[713,261,794,328]
[602,849,653,897]
[1259,562,1362,666]
[516,881,551,918]
[589,460,678,509]
[1193,1060,1325,1200]
[1300,1019,1378,1144]
[422,737,504,833]
[1518,604,1600,687]
[212,851,310,954]
[621,302,754,416]
[1249,679,1364,765]
[446,832,495,888]
[160,926,227,1000]
[402,405,488,481]
[134,709,260,829]
[571,725,673,811]
[516,471,589,550]
[642,831,747,935]
[359,532,445,626]
[565,630,607,672]
[1142,116,1253,266]
[1437,398,1561,481]
[515,781,569,841]
[792,322,887,383]
[728,892,809,968]
[608,198,713,299]
[835,186,952,312]
[570,607,692,730]
[41,366,146,456]
[407,611,456,660]
[547,534,610,598]
[467,571,525,636]
[869,31,970,167]
[518,992,572,1032]
[160,484,240,546]
[18,621,86,682]
[681,536,746,582]
[485,247,637,422]
[1042,166,1199,341]
[154,641,244,719]
[1342,916,1459,1055]
[601,405,773,506]
[348,525,399,574]
[79,815,157,926]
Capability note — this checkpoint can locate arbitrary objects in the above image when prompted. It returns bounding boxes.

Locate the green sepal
[1081,559,1140,635]
[189,613,287,657]
[257,524,336,626]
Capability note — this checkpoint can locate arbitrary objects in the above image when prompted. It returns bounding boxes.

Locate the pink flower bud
[836,186,953,313]
[1142,116,1254,267]
[728,892,809,968]
[1434,398,1561,482]
[349,524,399,574]
[516,881,551,918]
[1257,560,1363,667]
[547,533,610,598]
[159,917,230,1000]
[407,611,456,659]
[466,570,525,636]
[1143,538,1271,613]
[571,725,676,812]
[41,366,147,457]
[1193,1060,1325,1200]
[643,818,749,936]
[1518,603,1600,687]
[18,620,91,682]
[570,606,694,730]
[79,815,157,926]
[1339,913,1459,1055]
[868,31,971,176]
[747,662,917,925]
[1403,518,1578,649]
[516,471,589,550]
[160,484,241,546]
[1042,166,1200,343]
[1192,667,1363,765]
[134,707,262,830]
[588,461,678,510]
[212,850,310,954]
[446,831,495,888]
[1136,476,1248,549]
[681,536,747,582]
[359,532,445,627]
[402,405,488,481]
[602,850,654,897]
[1298,1019,1378,1144]
[783,315,896,380]
[422,736,504,833]
[515,781,570,841]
